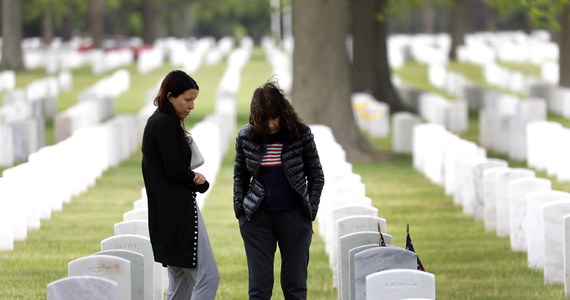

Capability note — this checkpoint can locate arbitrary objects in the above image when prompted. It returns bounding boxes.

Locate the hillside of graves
[1,37,569,299]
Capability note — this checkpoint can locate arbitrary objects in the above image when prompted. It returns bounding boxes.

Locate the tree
[0,0,25,70]
[141,0,160,45]
[292,0,379,161]
[448,0,468,60]
[89,0,104,48]
[351,0,407,113]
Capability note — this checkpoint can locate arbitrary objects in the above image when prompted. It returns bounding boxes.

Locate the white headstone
[325,205,377,255]
[508,177,551,251]
[348,244,377,300]
[68,255,131,300]
[543,200,570,284]
[114,220,149,238]
[123,208,148,221]
[335,216,387,287]
[392,112,421,154]
[526,190,570,270]
[472,159,508,221]
[94,250,144,300]
[101,234,158,300]
[354,247,417,300]
[365,269,436,300]
[482,167,510,231]
[337,231,393,290]
[495,168,535,237]
[564,215,570,297]
[47,275,117,300]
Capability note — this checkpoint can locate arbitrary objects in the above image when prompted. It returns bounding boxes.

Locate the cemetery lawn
[0,48,568,299]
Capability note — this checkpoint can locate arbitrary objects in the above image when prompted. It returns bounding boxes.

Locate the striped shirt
[258,132,300,211]
[260,142,283,167]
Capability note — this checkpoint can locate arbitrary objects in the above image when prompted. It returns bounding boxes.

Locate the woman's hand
[193,172,206,185]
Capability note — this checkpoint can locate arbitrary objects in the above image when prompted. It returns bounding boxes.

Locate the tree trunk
[351,0,376,94]
[292,0,379,161]
[448,0,467,61]
[422,5,436,34]
[352,0,406,113]
[373,0,406,113]
[560,2,570,88]
[60,14,73,42]
[0,0,24,70]
[89,0,104,49]
[41,5,54,46]
[142,0,160,45]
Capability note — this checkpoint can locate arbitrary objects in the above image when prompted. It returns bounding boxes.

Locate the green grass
[1,48,568,299]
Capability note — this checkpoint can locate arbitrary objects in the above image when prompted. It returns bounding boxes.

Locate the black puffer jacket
[233,124,325,221]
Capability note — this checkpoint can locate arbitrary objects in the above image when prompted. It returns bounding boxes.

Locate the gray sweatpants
[166,208,220,300]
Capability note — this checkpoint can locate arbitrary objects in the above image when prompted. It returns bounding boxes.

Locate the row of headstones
[529,82,570,119]
[164,36,236,74]
[413,122,570,296]
[482,62,539,94]
[46,50,245,299]
[139,36,239,75]
[0,114,140,251]
[399,68,559,164]
[0,71,72,166]
[428,61,570,126]
[310,124,436,300]
[54,69,129,143]
[387,30,556,68]
[393,76,468,134]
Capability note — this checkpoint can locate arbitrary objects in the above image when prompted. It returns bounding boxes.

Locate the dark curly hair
[248,80,306,144]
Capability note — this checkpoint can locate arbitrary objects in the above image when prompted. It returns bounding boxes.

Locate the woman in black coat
[142,70,219,299]
[233,81,325,300]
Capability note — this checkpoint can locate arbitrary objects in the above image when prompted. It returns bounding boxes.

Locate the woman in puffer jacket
[233,80,325,300]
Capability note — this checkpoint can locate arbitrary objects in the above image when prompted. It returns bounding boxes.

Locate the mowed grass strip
[1,48,568,299]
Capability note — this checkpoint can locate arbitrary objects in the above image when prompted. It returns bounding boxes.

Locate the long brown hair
[249,80,305,144]
[154,70,199,137]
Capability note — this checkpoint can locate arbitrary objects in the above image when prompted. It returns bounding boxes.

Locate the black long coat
[141,109,209,268]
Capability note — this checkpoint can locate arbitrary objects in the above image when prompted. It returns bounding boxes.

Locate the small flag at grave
[378,223,386,247]
[405,224,425,271]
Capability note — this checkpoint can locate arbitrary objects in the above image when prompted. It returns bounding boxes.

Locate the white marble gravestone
[347,244,377,300]
[95,250,144,300]
[101,234,159,300]
[325,205,377,255]
[526,190,570,270]
[123,208,148,221]
[334,216,387,285]
[47,275,117,300]
[366,269,436,300]
[472,159,508,221]
[508,177,551,251]
[392,112,421,154]
[114,220,149,238]
[495,168,535,237]
[354,247,417,300]
[564,215,570,297]
[68,255,131,300]
[543,200,570,284]
[337,231,393,290]
[482,166,511,231]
